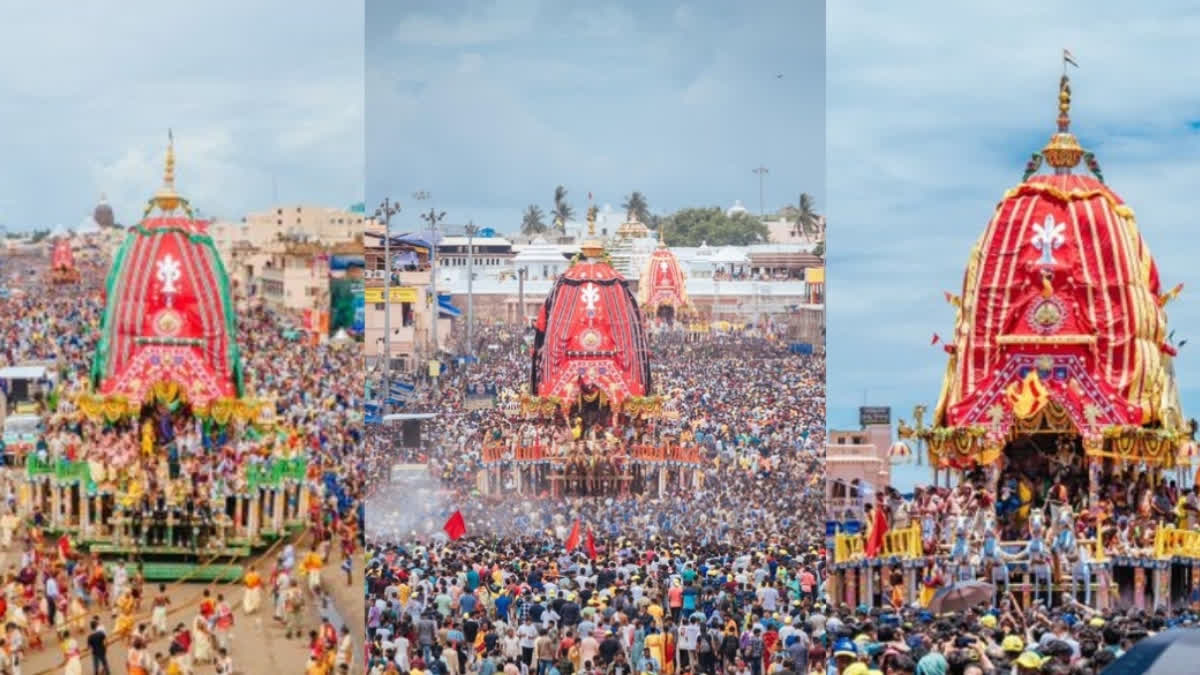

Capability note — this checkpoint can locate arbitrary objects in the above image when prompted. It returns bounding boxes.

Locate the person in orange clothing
[242,563,264,614]
[302,547,325,596]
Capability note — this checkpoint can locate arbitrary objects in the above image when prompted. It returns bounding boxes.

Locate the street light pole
[419,205,446,380]
[464,220,478,361]
[752,166,769,217]
[517,267,526,327]
[374,198,401,414]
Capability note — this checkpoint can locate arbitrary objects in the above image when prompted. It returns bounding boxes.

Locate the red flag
[565,520,581,552]
[443,510,467,541]
[57,534,72,559]
[864,503,889,558]
[586,528,598,560]
[931,333,941,346]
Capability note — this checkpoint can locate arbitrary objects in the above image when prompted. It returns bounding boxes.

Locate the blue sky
[827,1,1200,431]
[0,1,362,231]
[366,0,824,233]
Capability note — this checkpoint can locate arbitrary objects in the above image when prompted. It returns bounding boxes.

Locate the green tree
[813,239,824,257]
[551,185,574,233]
[30,229,51,243]
[659,207,769,247]
[787,193,821,237]
[521,204,547,235]
[621,191,651,223]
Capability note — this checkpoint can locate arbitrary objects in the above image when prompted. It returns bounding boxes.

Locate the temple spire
[145,129,191,217]
[580,191,604,259]
[1042,51,1084,173]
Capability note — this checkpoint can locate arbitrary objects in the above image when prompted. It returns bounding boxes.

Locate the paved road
[7,540,356,674]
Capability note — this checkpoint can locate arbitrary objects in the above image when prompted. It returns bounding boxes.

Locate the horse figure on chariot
[1049,506,1094,607]
[949,516,975,582]
[1012,510,1054,607]
[979,512,1012,605]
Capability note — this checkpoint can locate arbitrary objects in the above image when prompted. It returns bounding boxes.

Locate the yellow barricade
[1154,526,1200,560]
[833,523,922,563]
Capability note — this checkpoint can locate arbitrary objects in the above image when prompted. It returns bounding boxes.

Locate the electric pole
[752,166,769,217]
[419,201,446,384]
[373,198,401,414]
[464,220,478,362]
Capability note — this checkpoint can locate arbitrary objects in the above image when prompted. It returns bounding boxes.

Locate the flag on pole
[565,520,581,552]
[931,333,941,346]
[443,510,467,541]
[1063,49,1078,68]
[585,528,598,560]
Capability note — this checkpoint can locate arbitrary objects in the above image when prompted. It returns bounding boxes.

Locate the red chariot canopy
[531,258,651,406]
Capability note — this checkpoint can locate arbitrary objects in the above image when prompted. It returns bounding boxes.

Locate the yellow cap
[843,664,869,675]
[1089,617,1106,627]
[1015,651,1047,669]
[980,615,997,628]
[1001,635,1024,653]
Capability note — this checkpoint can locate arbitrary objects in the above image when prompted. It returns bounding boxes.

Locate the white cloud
[0,0,363,227]
[368,1,825,227]
[391,0,541,46]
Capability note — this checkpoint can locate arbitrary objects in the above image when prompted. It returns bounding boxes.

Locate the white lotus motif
[1030,215,1066,265]
[581,283,600,313]
[156,254,182,294]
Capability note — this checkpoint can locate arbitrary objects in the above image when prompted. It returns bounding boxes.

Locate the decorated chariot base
[477,429,704,499]
[827,520,1200,614]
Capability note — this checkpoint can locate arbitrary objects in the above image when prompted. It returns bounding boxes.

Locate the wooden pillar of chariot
[50,485,62,528]
[844,568,858,607]
[1191,564,1200,610]
[80,492,91,537]
[233,498,245,538]
[272,489,285,533]
[1153,565,1169,612]
[903,566,918,606]
[1134,566,1147,611]
[248,492,262,542]
[861,566,875,608]
[1096,565,1111,612]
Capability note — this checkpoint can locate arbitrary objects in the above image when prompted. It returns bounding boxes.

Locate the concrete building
[254,238,362,318]
[209,204,364,261]
[826,414,893,521]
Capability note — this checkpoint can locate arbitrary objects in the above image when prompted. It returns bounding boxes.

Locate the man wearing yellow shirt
[303,548,324,594]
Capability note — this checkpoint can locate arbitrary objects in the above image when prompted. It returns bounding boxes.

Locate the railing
[834,523,922,563]
[1154,526,1200,559]
[246,458,309,491]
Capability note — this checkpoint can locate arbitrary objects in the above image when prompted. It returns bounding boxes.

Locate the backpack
[698,634,712,654]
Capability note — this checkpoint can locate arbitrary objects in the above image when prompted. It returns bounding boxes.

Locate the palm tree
[621,191,651,223]
[789,193,820,238]
[552,185,574,233]
[521,205,547,235]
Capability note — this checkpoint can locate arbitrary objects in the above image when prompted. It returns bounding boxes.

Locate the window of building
[402,302,414,327]
[276,208,283,215]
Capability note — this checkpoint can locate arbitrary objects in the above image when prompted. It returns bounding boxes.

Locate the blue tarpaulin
[438,296,462,318]
[788,343,814,355]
